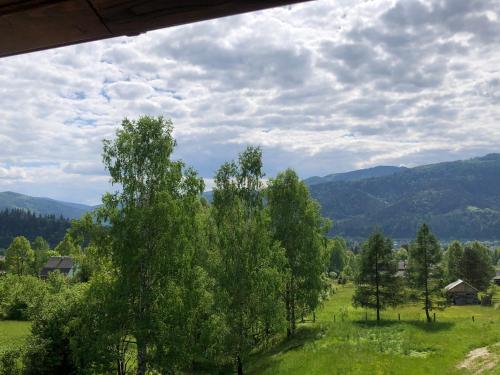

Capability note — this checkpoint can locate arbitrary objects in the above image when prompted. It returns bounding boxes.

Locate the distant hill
[309,154,500,241]
[304,166,407,186]
[0,191,94,220]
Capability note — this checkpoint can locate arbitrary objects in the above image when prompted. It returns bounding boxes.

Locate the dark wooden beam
[0,0,311,58]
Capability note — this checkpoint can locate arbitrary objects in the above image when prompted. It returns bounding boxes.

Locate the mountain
[308,154,500,241]
[0,191,94,220]
[304,166,408,186]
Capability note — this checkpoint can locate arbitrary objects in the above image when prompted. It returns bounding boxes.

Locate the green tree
[459,242,495,291]
[443,241,463,283]
[267,169,330,336]
[329,237,348,274]
[212,146,286,375]
[5,236,34,276]
[32,236,50,275]
[408,224,443,323]
[54,233,78,256]
[353,230,401,322]
[101,116,209,374]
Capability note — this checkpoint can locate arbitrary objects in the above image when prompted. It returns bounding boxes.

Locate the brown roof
[0,0,310,58]
[40,256,74,278]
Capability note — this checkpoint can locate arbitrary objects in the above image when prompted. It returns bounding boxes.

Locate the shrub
[0,348,22,375]
[0,274,48,320]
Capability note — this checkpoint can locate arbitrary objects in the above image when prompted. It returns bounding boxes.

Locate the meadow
[0,320,30,352]
[248,284,500,375]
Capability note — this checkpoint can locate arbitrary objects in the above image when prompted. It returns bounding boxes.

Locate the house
[444,279,479,305]
[493,270,500,286]
[396,260,407,277]
[40,256,76,279]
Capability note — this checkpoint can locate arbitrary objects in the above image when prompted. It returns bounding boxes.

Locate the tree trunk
[136,337,147,375]
[237,355,243,375]
[375,249,380,322]
[424,239,431,323]
[290,292,296,335]
[285,286,291,337]
[425,281,431,323]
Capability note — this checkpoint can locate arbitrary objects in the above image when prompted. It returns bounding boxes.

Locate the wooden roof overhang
[0,0,311,58]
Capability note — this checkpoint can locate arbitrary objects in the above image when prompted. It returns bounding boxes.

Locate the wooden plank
[0,0,112,57]
[92,0,311,36]
[0,0,311,58]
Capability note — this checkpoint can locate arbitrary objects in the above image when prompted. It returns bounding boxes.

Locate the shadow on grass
[248,325,323,374]
[353,319,455,332]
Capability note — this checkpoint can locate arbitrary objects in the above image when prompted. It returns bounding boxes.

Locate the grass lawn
[248,284,500,375]
[0,320,31,352]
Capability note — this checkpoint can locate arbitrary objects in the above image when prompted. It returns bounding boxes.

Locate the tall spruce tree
[212,147,286,375]
[101,116,209,374]
[353,230,401,321]
[444,241,463,283]
[408,224,442,323]
[267,169,331,336]
[459,242,495,291]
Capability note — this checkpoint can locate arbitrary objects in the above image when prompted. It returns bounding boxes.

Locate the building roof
[0,0,310,58]
[444,279,478,292]
[40,256,74,278]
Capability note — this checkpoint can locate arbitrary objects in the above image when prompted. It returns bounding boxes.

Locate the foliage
[100,116,210,374]
[353,230,402,321]
[212,146,287,374]
[0,209,70,249]
[408,224,444,322]
[329,237,348,274]
[459,242,495,291]
[53,234,78,256]
[0,275,48,320]
[22,283,86,375]
[31,237,50,276]
[443,241,463,283]
[5,236,34,276]
[267,169,331,337]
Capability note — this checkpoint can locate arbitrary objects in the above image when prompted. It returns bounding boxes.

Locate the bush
[0,348,22,375]
[22,284,86,375]
[0,275,48,320]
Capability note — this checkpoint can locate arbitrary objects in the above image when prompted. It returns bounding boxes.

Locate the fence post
[433,313,436,322]
[398,313,400,321]
[472,315,475,322]
[365,312,368,321]
[334,314,336,322]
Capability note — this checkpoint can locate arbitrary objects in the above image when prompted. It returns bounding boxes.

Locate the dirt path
[457,343,500,374]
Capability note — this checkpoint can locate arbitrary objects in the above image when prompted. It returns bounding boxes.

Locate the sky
[1,0,500,205]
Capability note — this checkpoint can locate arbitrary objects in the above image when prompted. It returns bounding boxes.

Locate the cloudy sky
[1,0,500,205]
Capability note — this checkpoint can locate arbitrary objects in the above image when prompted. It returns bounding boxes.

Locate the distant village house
[493,270,500,286]
[40,256,76,279]
[444,279,479,305]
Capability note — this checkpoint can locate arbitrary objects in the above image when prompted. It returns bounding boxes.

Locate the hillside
[0,209,71,248]
[0,191,93,219]
[309,154,500,240]
[304,165,407,185]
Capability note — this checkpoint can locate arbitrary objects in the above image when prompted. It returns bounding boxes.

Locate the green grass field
[0,320,30,352]
[249,284,500,375]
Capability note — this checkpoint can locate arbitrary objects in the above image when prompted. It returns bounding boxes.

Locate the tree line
[0,116,498,374]
[0,209,70,250]
[0,116,332,375]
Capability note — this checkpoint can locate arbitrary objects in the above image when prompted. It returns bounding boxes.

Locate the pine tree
[408,224,442,323]
[353,230,401,322]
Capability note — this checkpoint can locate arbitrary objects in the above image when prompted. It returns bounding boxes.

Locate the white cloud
[1,0,500,204]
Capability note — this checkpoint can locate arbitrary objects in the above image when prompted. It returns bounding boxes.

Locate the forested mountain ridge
[309,153,500,240]
[0,209,71,249]
[0,191,93,219]
[304,165,408,186]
